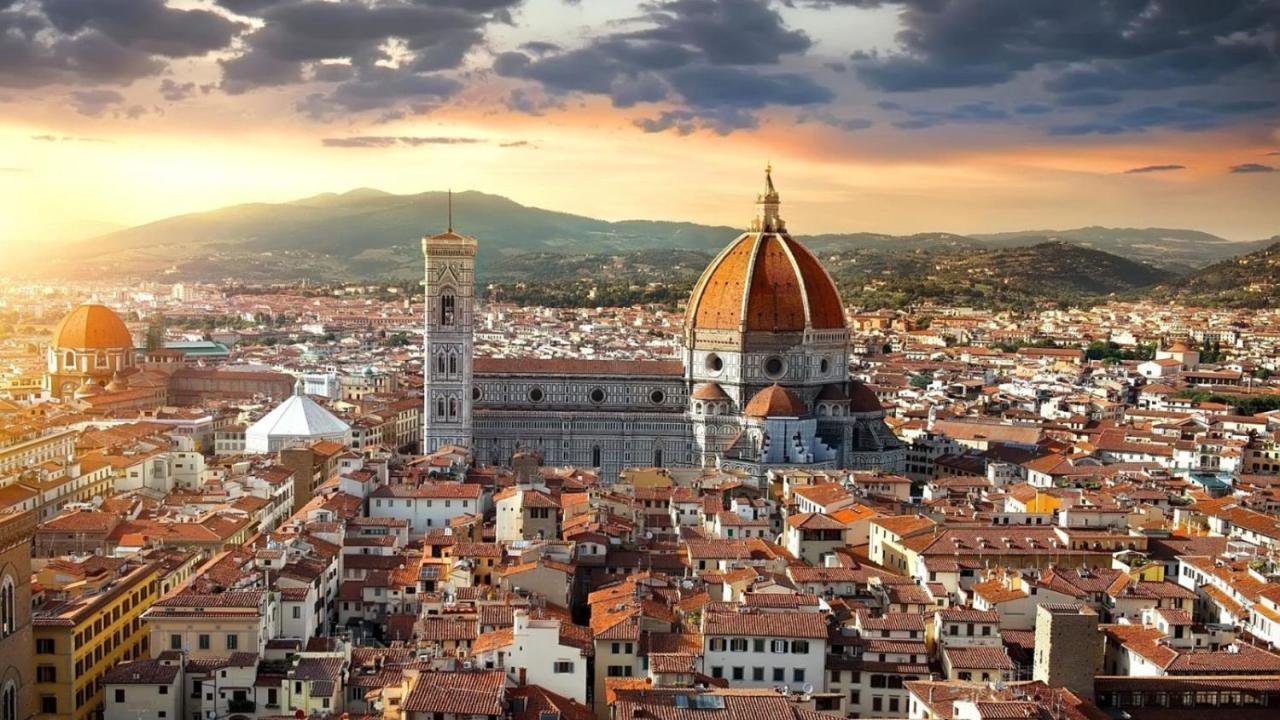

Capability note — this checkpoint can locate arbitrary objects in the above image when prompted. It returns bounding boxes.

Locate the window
[752,667,764,681]
[292,606,302,619]
[225,634,238,650]
[709,638,726,652]
[170,634,182,650]
[0,576,12,637]
[36,667,56,683]
[198,634,210,650]
[793,668,805,683]
[40,697,56,714]
[770,640,787,653]
[729,638,748,652]
[440,293,456,326]
[36,639,54,654]
[115,690,125,703]
[3,682,16,720]
[731,667,744,681]
[872,697,883,713]
[791,640,809,654]
[553,662,573,674]
[772,668,784,682]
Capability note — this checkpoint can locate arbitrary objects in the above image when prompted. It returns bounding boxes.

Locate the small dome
[54,304,133,351]
[73,378,102,399]
[816,383,849,402]
[848,382,883,413]
[104,372,129,393]
[1168,339,1192,352]
[691,382,731,401]
[744,384,807,418]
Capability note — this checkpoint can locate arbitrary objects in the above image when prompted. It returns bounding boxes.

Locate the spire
[754,162,784,233]
[447,188,453,233]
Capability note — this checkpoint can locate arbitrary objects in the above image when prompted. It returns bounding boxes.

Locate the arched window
[440,291,456,326]
[591,446,601,468]
[0,575,13,637]
[436,354,446,375]
[2,681,15,720]
[436,398,446,419]
[63,351,74,369]
[448,397,458,418]
[96,351,107,368]
[653,447,663,468]
[449,353,458,374]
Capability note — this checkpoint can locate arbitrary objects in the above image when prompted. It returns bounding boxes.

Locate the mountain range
[20,188,1278,308]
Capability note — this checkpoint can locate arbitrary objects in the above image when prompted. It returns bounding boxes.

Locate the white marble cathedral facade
[423,171,906,482]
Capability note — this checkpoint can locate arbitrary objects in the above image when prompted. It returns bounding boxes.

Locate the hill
[1151,241,1280,308]
[821,241,1176,310]
[970,226,1275,272]
[18,189,1264,307]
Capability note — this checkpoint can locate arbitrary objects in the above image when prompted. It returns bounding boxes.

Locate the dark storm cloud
[215,0,519,106]
[837,1,1278,95]
[880,100,1009,130]
[800,111,873,131]
[1123,164,1186,174]
[0,0,245,89]
[1054,91,1121,108]
[321,135,486,148]
[1229,163,1276,173]
[498,0,828,134]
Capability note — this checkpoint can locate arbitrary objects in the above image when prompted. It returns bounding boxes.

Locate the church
[422,169,906,481]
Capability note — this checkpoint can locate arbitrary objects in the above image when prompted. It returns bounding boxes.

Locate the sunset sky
[2,0,1278,247]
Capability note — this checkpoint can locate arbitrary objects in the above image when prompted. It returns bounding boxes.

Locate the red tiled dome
[686,233,845,333]
[53,304,132,351]
[691,382,731,401]
[744,384,808,418]
[848,382,883,413]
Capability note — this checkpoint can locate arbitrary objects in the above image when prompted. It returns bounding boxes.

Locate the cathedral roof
[54,304,133,351]
[691,382,731,401]
[685,170,845,334]
[744,384,807,418]
[816,383,849,402]
[848,382,884,413]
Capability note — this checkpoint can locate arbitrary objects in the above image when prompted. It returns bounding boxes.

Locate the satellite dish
[802,683,814,695]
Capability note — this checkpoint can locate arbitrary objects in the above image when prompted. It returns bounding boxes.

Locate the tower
[422,193,477,453]
[1033,603,1101,701]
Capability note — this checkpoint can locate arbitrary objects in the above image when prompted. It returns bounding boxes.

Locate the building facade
[422,170,906,483]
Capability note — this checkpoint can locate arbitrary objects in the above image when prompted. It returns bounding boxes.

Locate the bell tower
[422,192,477,453]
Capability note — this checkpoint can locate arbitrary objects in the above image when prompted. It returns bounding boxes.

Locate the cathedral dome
[685,169,845,334]
[848,381,883,413]
[53,304,133,351]
[691,382,731,401]
[744,384,808,418]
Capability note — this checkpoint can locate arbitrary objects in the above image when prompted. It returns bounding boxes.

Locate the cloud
[800,111,873,131]
[69,88,124,117]
[1048,101,1272,135]
[1123,164,1186,174]
[321,136,485,148]
[0,0,246,88]
[158,78,196,101]
[1229,163,1276,173]
[499,140,536,148]
[844,0,1279,97]
[882,100,1010,130]
[215,0,517,99]
[497,0,828,133]
[30,134,110,142]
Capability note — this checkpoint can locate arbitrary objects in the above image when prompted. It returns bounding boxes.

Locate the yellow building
[33,557,162,720]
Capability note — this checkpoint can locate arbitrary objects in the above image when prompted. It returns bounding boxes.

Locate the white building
[244,382,352,453]
[702,610,828,690]
[368,482,488,533]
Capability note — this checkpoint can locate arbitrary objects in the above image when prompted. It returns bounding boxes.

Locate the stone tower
[422,196,477,453]
[1033,603,1102,701]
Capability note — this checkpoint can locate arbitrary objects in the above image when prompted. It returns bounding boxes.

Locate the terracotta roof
[687,232,846,332]
[54,303,133,350]
[703,610,827,639]
[401,670,505,716]
[744,384,807,418]
[691,383,732,401]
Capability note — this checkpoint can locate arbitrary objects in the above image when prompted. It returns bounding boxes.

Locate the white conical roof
[245,389,350,453]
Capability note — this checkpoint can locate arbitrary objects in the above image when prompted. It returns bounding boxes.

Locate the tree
[145,315,166,351]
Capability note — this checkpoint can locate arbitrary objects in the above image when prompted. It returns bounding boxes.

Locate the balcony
[227,699,256,713]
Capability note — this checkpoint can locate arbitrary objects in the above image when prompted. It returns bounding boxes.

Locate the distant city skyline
[2,0,1278,247]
